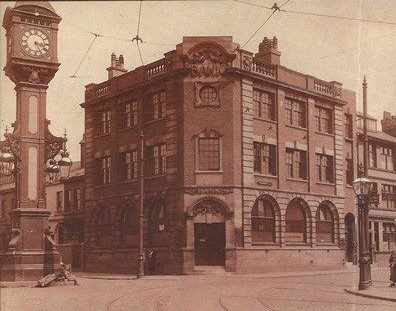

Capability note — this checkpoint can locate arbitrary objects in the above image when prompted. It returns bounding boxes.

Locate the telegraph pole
[137,130,145,278]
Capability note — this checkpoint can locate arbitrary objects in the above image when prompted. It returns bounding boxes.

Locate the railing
[314,79,334,96]
[250,58,277,79]
[146,60,167,78]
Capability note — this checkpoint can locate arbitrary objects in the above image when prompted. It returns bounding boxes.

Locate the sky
[0,0,395,160]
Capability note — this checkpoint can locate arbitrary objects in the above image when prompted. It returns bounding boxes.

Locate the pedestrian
[390,250,396,287]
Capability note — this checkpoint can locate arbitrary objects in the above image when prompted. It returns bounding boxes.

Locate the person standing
[390,251,396,287]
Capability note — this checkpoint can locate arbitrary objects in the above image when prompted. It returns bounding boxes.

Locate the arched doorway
[191,198,228,266]
[345,213,356,264]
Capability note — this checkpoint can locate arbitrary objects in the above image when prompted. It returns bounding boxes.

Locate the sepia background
[1,0,395,159]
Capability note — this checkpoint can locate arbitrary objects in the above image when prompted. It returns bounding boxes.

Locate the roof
[14,1,56,13]
[356,111,377,121]
[367,130,396,144]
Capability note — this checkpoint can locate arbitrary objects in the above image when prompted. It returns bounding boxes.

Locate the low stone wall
[83,247,183,275]
[235,248,345,274]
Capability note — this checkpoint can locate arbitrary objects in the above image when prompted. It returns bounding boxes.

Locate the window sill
[118,179,138,184]
[345,137,354,142]
[369,167,396,173]
[145,174,166,180]
[285,124,308,131]
[286,178,308,183]
[94,184,111,189]
[118,126,138,133]
[253,117,277,124]
[254,173,277,178]
[316,181,335,186]
[315,131,334,137]
[145,117,166,125]
[195,170,223,174]
[251,242,278,246]
[94,133,111,139]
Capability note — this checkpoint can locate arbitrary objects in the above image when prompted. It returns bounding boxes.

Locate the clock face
[21,28,50,58]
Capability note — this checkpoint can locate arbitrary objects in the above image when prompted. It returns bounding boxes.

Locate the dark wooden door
[194,223,225,266]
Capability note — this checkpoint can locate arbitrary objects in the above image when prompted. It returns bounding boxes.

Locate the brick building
[81,36,360,274]
[356,111,396,264]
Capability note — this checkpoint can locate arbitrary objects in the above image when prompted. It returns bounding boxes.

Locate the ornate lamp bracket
[44,121,67,161]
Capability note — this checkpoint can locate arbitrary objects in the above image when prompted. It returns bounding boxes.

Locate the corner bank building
[81,36,358,274]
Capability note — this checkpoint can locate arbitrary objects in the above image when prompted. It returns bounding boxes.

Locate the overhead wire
[240,0,293,49]
[71,34,100,78]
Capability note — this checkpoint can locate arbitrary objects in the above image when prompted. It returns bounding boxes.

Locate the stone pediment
[182,42,235,78]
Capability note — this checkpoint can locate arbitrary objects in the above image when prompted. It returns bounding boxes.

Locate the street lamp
[0,149,15,176]
[353,176,378,290]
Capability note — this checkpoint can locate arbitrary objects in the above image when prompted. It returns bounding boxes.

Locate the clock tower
[1,1,62,281]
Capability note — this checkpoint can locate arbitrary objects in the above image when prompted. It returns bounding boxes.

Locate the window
[345,113,353,138]
[251,197,276,243]
[383,223,396,251]
[378,146,394,171]
[96,156,111,184]
[65,190,72,212]
[381,184,395,209]
[316,204,334,244]
[253,90,275,120]
[122,101,138,128]
[119,150,138,181]
[152,91,166,120]
[345,153,353,185]
[315,106,333,133]
[286,148,307,179]
[285,98,306,127]
[316,154,334,183]
[285,200,307,244]
[146,144,166,176]
[74,189,81,210]
[198,138,220,171]
[254,142,276,175]
[56,191,64,212]
[98,110,111,135]
[199,85,218,105]
[369,143,377,168]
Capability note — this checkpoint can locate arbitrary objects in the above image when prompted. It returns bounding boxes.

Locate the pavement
[1,267,395,310]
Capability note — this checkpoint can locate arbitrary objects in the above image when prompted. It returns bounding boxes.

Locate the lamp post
[353,177,374,290]
[137,130,145,278]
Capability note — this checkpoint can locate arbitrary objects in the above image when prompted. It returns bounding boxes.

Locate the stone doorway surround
[183,197,235,273]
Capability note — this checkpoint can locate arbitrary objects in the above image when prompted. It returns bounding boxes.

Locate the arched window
[252,197,275,243]
[149,200,166,242]
[124,206,138,236]
[316,204,334,244]
[285,200,307,244]
[97,207,112,244]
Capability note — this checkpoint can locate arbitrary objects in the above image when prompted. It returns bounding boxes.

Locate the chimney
[79,134,86,168]
[381,111,396,137]
[255,36,281,65]
[107,53,127,79]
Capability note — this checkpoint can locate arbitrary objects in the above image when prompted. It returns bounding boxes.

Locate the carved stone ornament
[28,69,40,84]
[242,56,252,70]
[192,200,224,217]
[182,43,235,78]
[184,187,233,195]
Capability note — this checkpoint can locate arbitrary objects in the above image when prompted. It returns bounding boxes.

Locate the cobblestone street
[2,269,395,311]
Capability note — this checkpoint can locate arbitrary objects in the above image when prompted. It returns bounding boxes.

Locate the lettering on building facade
[184,187,234,195]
